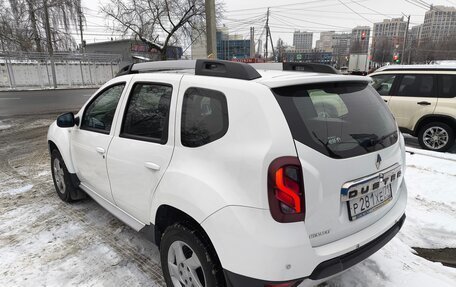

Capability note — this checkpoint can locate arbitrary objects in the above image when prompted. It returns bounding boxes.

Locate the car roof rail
[250,62,339,74]
[116,60,196,77]
[116,63,137,76]
[195,59,262,80]
[376,64,456,72]
[115,59,262,80]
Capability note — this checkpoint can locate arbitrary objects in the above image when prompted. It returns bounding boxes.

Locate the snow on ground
[4,184,33,196]
[324,151,456,287]
[0,120,12,130]
[1,115,455,287]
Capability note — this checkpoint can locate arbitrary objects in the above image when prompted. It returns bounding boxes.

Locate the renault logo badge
[376,154,382,170]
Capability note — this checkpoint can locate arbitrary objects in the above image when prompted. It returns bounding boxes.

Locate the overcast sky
[80,0,455,52]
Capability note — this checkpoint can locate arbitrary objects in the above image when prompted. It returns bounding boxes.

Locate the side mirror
[57,112,79,128]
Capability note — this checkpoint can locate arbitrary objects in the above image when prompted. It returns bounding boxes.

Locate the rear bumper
[309,213,405,280]
[223,214,405,286]
[202,179,407,282]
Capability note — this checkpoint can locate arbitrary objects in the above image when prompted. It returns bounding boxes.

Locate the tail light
[268,157,305,223]
[264,279,303,287]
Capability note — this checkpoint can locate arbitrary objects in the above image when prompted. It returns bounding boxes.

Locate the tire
[418,122,455,152]
[160,223,225,287]
[50,149,79,202]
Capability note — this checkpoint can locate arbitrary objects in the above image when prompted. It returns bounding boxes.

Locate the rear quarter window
[181,87,228,147]
[439,75,456,98]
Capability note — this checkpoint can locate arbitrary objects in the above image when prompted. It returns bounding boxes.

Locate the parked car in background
[340,66,349,75]
[48,60,407,287]
[370,65,456,152]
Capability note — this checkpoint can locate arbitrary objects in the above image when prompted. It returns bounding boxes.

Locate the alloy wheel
[53,158,66,194]
[167,240,206,287]
[422,126,449,150]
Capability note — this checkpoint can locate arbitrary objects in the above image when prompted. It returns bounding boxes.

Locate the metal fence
[0,51,122,89]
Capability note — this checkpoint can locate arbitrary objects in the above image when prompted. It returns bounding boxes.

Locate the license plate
[348,184,393,221]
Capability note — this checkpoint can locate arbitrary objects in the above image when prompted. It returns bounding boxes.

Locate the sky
[80,0,456,53]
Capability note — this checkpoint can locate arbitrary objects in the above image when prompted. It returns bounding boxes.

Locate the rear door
[272,82,404,247]
[388,74,438,131]
[106,74,182,223]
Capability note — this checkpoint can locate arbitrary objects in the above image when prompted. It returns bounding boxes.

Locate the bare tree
[412,35,456,63]
[371,37,394,65]
[0,0,82,52]
[102,0,209,60]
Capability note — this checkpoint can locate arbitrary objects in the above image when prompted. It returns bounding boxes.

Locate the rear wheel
[160,224,225,287]
[51,149,79,202]
[418,122,455,152]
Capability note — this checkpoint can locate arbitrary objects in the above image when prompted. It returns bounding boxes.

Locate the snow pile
[0,120,12,131]
[3,184,33,196]
[325,151,456,287]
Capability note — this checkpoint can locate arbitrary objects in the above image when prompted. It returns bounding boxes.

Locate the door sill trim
[80,183,146,231]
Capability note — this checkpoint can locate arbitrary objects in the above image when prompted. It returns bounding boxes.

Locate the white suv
[48,60,407,287]
[370,65,456,152]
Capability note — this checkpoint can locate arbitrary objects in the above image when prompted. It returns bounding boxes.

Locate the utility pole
[268,26,275,60]
[265,8,270,60]
[43,0,57,88]
[205,0,217,59]
[78,2,85,85]
[402,15,410,64]
[78,3,84,53]
[250,27,255,58]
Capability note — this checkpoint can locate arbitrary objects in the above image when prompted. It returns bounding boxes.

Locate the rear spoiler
[250,62,340,74]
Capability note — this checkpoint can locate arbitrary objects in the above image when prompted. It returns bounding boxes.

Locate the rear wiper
[311,131,342,159]
[374,131,398,146]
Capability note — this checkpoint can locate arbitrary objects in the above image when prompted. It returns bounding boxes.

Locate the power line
[349,0,395,19]
[336,0,374,23]
[272,11,353,29]
[224,0,337,13]
[404,0,429,10]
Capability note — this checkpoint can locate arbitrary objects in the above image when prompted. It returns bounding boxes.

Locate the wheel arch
[413,114,456,136]
[154,205,214,248]
[47,122,76,173]
[154,204,225,276]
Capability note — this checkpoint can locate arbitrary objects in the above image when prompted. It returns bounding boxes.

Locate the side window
[371,74,396,96]
[396,74,435,97]
[181,87,228,147]
[81,83,125,134]
[439,75,456,98]
[121,83,172,144]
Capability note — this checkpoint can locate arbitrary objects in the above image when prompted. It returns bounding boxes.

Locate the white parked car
[48,60,407,287]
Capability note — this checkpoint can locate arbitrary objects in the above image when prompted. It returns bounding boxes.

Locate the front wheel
[418,122,455,152]
[51,149,79,202]
[160,224,225,287]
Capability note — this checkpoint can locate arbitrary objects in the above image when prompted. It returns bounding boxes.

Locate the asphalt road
[0,88,98,117]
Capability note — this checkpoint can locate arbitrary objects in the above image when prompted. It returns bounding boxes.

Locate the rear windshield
[272,82,398,159]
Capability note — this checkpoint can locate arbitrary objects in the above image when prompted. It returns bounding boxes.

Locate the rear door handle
[417,101,431,106]
[144,162,160,171]
[383,99,388,103]
[95,147,105,154]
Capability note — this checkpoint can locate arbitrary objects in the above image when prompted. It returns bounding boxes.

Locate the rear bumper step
[309,213,406,280]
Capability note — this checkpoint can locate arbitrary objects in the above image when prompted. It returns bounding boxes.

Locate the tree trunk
[161,49,167,60]
[26,0,42,52]
[43,0,57,88]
